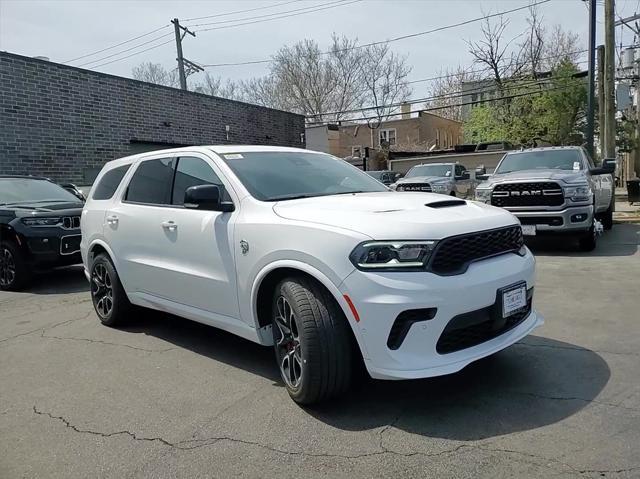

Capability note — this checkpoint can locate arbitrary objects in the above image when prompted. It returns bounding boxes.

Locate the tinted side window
[172,157,223,205]
[92,165,131,200]
[125,158,175,204]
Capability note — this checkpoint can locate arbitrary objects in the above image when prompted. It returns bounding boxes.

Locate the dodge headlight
[564,185,592,202]
[431,184,448,193]
[350,241,437,271]
[475,188,492,202]
[21,217,62,227]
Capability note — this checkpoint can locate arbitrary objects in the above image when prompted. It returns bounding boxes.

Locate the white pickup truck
[475,147,615,251]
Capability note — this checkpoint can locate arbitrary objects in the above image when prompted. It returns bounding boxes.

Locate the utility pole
[604,0,617,159]
[171,18,198,91]
[586,0,597,158]
[597,45,606,158]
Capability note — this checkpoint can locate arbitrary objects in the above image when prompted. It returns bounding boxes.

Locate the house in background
[306,104,462,166]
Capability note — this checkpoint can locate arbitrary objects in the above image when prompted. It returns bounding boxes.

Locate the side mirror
[394,173,402,181]
[184,184,234,212]
[601,158,616,172]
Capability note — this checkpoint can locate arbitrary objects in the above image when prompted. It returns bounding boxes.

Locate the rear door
[104,156,177,295]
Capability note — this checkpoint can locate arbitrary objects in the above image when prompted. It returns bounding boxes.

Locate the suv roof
[506,146,583,155]
[0,175,51,180]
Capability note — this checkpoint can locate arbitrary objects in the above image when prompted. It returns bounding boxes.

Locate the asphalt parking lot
[1,224,639,479]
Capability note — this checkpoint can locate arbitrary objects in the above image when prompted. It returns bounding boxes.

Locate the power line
[185,0,350,28]
[89,39,175,69]
[195,0,363,34]
[316,75,587,118]
[77,32,174,68]
[64,24,170,64]
[305,83,583,125]
[199,0,552,67]
[184,0,305,22]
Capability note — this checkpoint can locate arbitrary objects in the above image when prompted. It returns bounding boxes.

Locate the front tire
[601,204,614,231]
[0,241,31,291]
[272,277,353,405]
[578,223,597,252]
[90,253,131,327]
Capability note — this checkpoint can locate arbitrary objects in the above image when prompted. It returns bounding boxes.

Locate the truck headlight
[430,184,448,193]
[21,217,62,227]
[396,185,405,191]
[475,188,492,202]
[564,185,592,202]
[350,241,437,271]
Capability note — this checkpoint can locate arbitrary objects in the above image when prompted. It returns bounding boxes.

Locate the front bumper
[508,205,593,233]
[340,248,542,380]
[12,227,82,269]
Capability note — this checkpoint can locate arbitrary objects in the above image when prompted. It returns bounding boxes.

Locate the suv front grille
[436,289,533,354]
[62,216,81,229]
[491,182,563,207]
[399,183,432,192]
[428,225,523,275]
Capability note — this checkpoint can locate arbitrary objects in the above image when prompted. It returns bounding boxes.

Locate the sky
[1,0,639,101]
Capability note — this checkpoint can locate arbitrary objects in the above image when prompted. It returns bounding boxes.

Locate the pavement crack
[0,312,91,345]
[512,391,640,413]
[39,332,176,353]
[33,406,178,448]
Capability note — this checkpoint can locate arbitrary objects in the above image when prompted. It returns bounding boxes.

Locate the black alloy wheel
[91,262,113,319]
[0,247,16,288]
[273,295,303,389]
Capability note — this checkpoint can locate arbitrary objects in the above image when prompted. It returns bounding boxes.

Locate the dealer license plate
[521,225,536,236]
[502,285,527,318]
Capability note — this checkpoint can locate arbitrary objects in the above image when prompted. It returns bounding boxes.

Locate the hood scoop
[425,199,466,208]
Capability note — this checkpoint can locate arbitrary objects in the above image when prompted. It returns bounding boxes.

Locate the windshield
[0,178,81,205]
[220,151,388,201]
[496,150,583,174]
[405,164,452,178]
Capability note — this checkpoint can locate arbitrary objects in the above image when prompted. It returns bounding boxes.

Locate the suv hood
[273,192,517,240]
[2,201,84,218]
[396,175,451,184]
[482,169,586,187]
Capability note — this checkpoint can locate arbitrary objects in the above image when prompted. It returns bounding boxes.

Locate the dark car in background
[365,170,399,186]
[0,176,84,290]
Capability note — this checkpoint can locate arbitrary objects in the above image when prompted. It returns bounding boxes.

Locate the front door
[157,155,239,318]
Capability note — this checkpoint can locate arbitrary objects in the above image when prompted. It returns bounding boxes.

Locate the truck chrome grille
[491,182,563,207]
[428,225,524,275]
[399,183,432,192]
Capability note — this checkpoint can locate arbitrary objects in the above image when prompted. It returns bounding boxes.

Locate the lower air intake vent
[387,308,437,350]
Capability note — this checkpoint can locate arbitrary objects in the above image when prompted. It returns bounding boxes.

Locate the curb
[613,216,640,224]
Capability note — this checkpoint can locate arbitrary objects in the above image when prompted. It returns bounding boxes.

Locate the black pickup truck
[0,175,84,290]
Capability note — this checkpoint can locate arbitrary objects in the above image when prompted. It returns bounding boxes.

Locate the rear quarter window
[92,165,131,200]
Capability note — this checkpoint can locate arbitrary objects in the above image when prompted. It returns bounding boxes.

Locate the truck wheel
[601,205,614,231]
[90,253,131,327]
[0,241,31,291]
[272,276,353,405]
[578,224,597,252]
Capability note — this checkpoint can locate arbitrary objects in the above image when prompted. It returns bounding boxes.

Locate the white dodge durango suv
[81,146,543,404]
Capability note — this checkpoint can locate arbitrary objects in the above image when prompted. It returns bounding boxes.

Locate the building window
[436,129,441,148]
[379,128,396,146]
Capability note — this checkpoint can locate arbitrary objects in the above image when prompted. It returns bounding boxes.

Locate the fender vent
[425,200,466,208]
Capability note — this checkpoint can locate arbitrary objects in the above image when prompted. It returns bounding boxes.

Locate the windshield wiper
[266,193,323,202]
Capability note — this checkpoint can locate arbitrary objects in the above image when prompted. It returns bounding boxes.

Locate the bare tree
[194,73,244,101]
[541,24,581,70]
[358,43,412,122]
[424,66,480,122]
[132,62,178,87]
[522,6,545,75]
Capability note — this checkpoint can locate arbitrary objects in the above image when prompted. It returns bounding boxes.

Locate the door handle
[161,220,178,232]
[106,215,119,225]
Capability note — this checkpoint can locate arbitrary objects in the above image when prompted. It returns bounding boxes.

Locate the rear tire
[271,276,353,405]
[90,253,131,327]
[0,241,31,291]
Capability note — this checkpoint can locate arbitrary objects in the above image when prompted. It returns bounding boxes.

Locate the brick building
[0,52,305,184]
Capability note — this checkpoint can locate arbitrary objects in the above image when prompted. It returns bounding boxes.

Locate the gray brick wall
[0,52,305,184]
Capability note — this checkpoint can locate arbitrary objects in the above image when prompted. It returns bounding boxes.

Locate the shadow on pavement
[22,265,89,295]
[121,309,610,440]
[527,223,639,257]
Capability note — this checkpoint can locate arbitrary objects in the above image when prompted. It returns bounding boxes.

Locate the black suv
[0,176,85,290]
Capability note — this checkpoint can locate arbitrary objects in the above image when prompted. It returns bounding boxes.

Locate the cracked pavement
[1,225,639,478]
